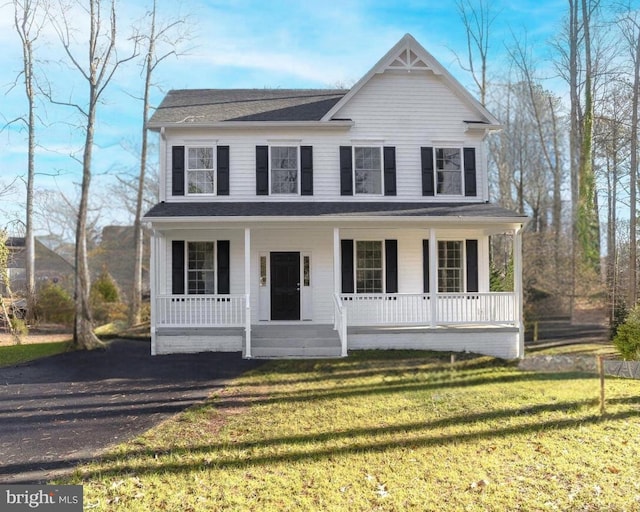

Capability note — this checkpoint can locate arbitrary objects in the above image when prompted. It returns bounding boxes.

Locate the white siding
[160,71,489,203]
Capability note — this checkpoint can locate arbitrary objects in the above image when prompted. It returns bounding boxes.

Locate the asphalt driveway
[0,339,262,484]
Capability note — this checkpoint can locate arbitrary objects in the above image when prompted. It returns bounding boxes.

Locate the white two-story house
[144,34,528,359]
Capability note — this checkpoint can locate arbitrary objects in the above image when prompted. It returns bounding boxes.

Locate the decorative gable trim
[388,47,430,72]
[321,33,501,128]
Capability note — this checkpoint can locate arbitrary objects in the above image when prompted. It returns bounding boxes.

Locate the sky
[0,0,568,238]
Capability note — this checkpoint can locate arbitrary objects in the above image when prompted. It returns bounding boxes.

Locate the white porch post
[514,226,524,358]
[149,229,157,355]
[244,227,252,358]
[429,229,438,327]
[333,227,341,295]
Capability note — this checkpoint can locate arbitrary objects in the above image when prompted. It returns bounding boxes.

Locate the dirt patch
[0,325,72,346]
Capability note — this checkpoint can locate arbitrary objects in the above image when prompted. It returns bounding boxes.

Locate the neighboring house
[144,34,528,359]
[2,237,74,296]
[92,226,150,301]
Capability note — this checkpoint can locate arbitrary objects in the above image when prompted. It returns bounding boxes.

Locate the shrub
[610,299,628,340]
[91,270,120,303]
[10,317,29,337]
[613,304,640,360]
[90,270,126,325]
[35,283,74,325]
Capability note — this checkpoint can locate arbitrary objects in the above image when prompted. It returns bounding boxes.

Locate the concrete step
[248,324,342,359]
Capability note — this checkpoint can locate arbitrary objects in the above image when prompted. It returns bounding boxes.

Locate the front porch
[152,291,520,358]
[147,208,526,359]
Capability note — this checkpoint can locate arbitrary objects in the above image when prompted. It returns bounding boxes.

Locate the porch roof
[144,201,526,224]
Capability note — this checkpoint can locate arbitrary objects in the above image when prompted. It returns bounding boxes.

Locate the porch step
[248,324,342,359]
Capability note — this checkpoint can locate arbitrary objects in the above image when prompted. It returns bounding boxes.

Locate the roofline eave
[144,215,528,228]
[147,120,355,131]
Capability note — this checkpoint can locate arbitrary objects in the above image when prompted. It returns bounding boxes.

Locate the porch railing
[333,293,348,356]
[156,294,246,328]
[340,292,516,326]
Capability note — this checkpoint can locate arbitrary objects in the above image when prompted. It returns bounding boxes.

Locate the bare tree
[48,0,138,349]
[129,0,187,326]
[455,0,498,105]
[618,7,640,307]
[7,0,47,321]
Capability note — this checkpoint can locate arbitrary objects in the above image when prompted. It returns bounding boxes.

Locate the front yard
[63,350,640,511]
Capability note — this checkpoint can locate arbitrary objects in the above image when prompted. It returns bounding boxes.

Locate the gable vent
[388,48,429,71]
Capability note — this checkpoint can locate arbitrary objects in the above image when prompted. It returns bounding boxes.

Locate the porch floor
[248,324,342,359]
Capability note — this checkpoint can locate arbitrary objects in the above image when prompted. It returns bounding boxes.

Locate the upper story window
[354,146,382,195]
[187,147,215,194]
[172,145,229,197]
[271,146,298,194]
[436,148,462,195]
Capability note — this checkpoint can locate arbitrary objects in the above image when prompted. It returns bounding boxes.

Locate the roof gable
[321,33,500,128]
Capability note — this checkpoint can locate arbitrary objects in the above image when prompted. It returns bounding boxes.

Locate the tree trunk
[73,90,104,350]
[129,3,157,327]
[629,26,640,307]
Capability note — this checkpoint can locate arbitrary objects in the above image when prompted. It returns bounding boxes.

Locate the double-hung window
[438,241,463,292]
[187,242,215,294]
[187,147,215,194]
[356,241,383,293]
[436,148,462,195]
[354,146,382,195]
[271,146,298,194]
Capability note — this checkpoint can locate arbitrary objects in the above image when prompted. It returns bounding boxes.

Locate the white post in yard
[429,229,438,327]
[244,227,252,358]
[514,225,524,358]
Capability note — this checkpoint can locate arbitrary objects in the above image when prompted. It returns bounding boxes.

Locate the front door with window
[270,252,300,320]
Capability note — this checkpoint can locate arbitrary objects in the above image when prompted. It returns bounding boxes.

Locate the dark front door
[270,252,300,320]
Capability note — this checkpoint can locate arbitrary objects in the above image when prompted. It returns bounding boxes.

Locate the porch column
[333,227,340,295]
[244,228,252,358]
[149,229,157,355]
[514,226,524,358]
[429,229,438,327]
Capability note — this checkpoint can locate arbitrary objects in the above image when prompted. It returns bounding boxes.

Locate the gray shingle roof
[148,89,348,126]
[144,202,526,220]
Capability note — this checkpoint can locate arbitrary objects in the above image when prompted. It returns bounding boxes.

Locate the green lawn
[64,351,640,511]
[0,341,70,367]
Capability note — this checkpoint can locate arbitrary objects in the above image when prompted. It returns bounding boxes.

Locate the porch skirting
[155,327,243,355]
[347,325,520,359]
[153,325,519,359]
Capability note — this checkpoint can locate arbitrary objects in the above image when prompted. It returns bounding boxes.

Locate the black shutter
[217,240,230,294]
[464,147,477,197]
[256,145,269,195]
[217,146,229,195]
[172,146,185,196]
[340,146,353,196]
[383,146,397,196]
[171,240,185,294]
[301,146,313,196]
[421,147,434,196]
[341,239,354,293]
[422,240,430,293]
[466,239,479,293]
[385,239,398,293]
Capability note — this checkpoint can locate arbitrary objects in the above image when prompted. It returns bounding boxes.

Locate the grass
[0,341,71,367]
[62,350,640,511]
